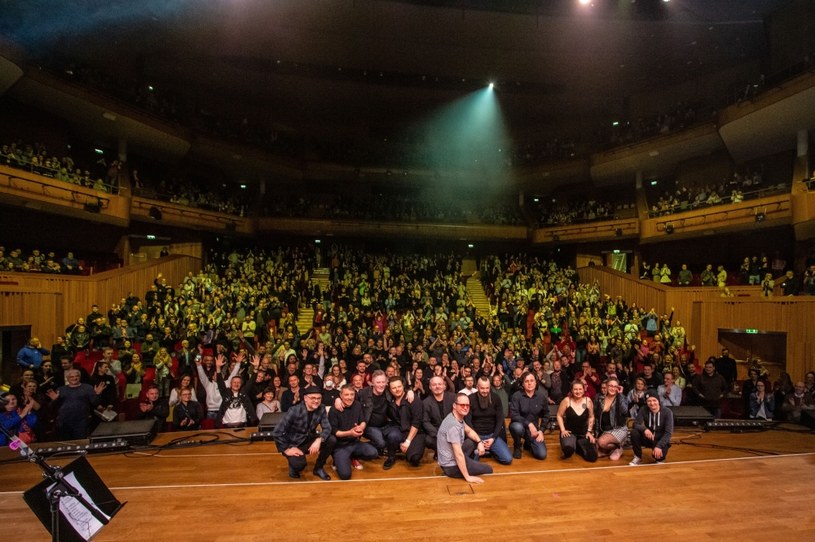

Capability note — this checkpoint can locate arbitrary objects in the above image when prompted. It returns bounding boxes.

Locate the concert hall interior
[1,0,815,540]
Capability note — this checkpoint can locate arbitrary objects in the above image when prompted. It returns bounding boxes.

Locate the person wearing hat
[272,385,335,480]
[629,391,674,466]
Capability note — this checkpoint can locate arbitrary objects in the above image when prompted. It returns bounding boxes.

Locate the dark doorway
[717,328,786,381]
[1,325,31,385]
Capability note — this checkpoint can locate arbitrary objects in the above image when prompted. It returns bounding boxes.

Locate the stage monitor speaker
[258,412,284,432]
[668,406,715,426]
[90,419,157,446]
[800,409,815,430]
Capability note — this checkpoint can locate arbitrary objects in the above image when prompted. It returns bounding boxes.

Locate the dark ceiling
[0,0,794,140]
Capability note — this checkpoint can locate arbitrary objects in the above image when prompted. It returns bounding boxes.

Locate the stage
[1,424,814,541]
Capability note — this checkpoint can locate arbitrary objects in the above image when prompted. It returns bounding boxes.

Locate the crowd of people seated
[134,175,250,217]
[603,101,702,148]
[0,246,86,274]
[327,193,524,225]
[532,196,632,227]
[1,131,253,217]
[1,140,119,193]
[4,248,813,476]
[647,169,788,217]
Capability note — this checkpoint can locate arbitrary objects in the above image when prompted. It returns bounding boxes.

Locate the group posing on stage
[271,370,674,482]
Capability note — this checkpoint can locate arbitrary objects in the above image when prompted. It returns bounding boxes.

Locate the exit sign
[745,329,759,334]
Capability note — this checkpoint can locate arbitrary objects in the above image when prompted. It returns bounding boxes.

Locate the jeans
[477,433,513,464]
[364,426,386,452]
[509,421,548,460]
[332,441,378,480]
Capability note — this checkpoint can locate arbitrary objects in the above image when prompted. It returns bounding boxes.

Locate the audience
[7,242,805,471]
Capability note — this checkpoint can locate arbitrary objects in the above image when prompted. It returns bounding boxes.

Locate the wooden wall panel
[0,289,62,349]
[169,242,203,260]
[695,298,815,380]
[0,256,200,348]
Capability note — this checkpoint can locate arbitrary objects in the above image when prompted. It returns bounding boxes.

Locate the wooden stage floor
[1,424,814,541]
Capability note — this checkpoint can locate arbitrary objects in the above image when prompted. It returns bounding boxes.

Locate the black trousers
[285,435,336,473]
[630,428,670,460]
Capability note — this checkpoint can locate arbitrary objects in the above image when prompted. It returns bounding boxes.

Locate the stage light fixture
[665,223,674,234]
[755,212,766,222]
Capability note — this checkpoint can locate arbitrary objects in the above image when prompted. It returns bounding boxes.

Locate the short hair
[520,370,537,383]
[370,369,386,380]
[340,384,356,393]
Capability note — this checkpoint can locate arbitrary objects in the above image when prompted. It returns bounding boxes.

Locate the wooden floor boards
[1,425,813,541]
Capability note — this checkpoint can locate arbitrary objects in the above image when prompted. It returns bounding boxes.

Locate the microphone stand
[1,424,109,542]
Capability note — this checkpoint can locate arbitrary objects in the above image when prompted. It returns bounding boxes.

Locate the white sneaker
[629,457,642,466]
[352,459,363,470]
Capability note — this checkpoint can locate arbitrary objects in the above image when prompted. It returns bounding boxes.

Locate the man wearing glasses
[273,386,335,480]
[436,393,492,483]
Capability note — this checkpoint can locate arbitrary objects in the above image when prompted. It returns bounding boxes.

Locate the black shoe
[383,457,396,470]
[313,468,331,481]
[513,448,522,459]
[288,467,301,479]
[409,458,420,467]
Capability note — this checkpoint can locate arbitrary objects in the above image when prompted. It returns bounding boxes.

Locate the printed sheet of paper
[48,472,111,541]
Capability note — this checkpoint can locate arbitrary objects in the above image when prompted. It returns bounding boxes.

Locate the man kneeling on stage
[329,384,379,480]
[437,393,492,484]
[273,386,335,480]
[629,392,673,466]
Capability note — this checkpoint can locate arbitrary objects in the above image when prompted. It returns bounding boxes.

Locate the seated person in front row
[272,386,335,480]
[138,385,170,431]
[329,384,378,480]
[437,393,492,484]
[218,375,258,429]
[748,380,774,420]
[172,388,204,431]
[781,382,815,423]
[629,392,673,465]
[1,392,38,446]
